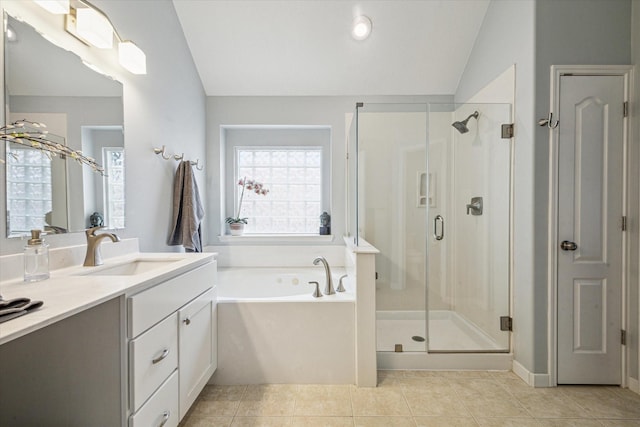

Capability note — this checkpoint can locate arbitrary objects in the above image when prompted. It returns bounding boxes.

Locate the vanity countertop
[0,252,215,345]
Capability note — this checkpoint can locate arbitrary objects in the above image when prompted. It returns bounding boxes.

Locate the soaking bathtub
[212,267,356,384]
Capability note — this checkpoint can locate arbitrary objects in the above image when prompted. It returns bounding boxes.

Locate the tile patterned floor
[180,370,640,426]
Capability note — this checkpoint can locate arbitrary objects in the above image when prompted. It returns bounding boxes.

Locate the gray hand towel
[0,299,44,324]
[168,160,205,252]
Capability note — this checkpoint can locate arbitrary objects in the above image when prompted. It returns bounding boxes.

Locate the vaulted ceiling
[172,0,491,96]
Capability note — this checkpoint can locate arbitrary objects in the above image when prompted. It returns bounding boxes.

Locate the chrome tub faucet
[313,256,335,295]
[83,226,120,267]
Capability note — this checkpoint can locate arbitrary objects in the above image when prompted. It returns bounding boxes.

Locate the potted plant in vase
[226,177,269,236]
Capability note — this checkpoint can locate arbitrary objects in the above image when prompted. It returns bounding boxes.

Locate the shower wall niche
[351,102,512,356]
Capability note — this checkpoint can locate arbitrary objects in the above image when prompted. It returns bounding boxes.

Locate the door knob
[560,240,578,251]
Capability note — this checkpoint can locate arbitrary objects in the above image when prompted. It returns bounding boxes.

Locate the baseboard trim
[628,377,639,395]
[512,360,552,387]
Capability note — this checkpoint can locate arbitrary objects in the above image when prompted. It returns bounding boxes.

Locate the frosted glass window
[6,146,52,234]
[103,147,125,228]
[235,147,322,234]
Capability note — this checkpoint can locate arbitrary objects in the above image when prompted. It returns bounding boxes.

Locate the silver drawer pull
[152,348,170,365]
[158,410,170,427]
[183,317,191,325]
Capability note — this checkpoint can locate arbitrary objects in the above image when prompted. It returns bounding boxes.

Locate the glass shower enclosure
[348,102,512,353]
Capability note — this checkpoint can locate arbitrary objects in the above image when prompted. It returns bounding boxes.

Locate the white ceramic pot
[229,223,245,236]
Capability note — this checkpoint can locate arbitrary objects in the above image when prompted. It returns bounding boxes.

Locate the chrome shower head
[451,111,479,134]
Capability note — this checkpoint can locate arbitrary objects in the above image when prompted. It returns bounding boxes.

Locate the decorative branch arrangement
[1,119,106,175]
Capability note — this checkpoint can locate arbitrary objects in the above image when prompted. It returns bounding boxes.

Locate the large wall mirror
[4,11,124,238]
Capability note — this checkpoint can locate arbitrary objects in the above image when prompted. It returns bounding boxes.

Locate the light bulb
[34,0,70,15]
[119,41,147,75]
[76,7,113,49]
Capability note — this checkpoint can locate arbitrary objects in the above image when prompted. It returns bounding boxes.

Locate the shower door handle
[434,215,444,241]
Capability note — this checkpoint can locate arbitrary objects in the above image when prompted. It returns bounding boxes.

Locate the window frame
[223,126,331,236]
[6,146,53,235]
[102,146,125,229]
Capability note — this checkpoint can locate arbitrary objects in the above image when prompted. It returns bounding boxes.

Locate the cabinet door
[178,288,217,420]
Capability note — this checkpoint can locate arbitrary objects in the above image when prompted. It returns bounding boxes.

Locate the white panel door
[557,75,624,384]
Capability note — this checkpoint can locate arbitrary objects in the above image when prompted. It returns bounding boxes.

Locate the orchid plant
[225,177,269,224]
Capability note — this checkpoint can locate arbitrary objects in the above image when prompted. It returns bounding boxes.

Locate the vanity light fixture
[34,0,70,15]
[75,6,113,48]
[36,0,147,74]
[352,15,372,41]
[118,40,146,75]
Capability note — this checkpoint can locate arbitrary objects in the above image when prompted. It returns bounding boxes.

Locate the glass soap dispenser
[24,229,49,282]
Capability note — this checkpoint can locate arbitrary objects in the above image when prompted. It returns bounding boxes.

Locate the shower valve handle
[337,275,348,292]
[309,281,323,298]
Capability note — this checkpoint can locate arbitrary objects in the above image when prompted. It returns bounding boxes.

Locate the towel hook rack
[538,112,559,129]
[192,159,204,171]
[153,145,172,160]
[153,146,203,171]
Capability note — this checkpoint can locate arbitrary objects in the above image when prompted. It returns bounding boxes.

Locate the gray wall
[206,95,450,244]
[455,0,538,374]
[0,0,206,254]
[456,0,634,377]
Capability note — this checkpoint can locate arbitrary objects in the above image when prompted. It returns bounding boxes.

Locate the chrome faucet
[83,226,120,267]
[313,256,335,295]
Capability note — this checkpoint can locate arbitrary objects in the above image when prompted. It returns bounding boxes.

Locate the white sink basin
[77,259,181,276]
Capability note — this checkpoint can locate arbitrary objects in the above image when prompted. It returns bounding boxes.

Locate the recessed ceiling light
[352,15,372,41]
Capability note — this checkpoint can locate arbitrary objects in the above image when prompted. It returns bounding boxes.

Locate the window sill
[218,234,334,243]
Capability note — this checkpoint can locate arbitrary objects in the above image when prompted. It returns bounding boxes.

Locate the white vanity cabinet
[126,260,217,426]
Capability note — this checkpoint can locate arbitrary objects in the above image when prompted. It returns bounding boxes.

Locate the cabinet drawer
[128,261,216,338]
[130,313,178,412]
[129,371,179,427]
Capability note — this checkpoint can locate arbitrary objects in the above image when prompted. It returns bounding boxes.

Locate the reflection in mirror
[6,128,67,234]
[4,12,124,238]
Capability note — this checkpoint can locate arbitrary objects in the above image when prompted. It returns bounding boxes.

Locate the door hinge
[622,216,627,231]
[501,123,514,139]
[623,102,629,118]
[500,316,512,331]
[621,329,627,345]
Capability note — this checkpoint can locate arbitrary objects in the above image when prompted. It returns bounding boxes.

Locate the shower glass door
[354,102,512,354]
[427,102,511,352]
[356,103,429,352]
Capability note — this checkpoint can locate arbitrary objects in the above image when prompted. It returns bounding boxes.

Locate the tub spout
[313,256,335,295]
